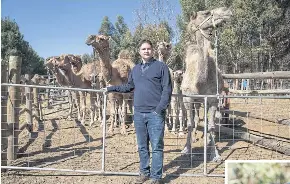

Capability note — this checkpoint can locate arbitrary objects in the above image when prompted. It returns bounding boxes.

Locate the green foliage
[98,16,116,36]
[228,163,290,184]
[1,17,46,75]
[81,53,94,64]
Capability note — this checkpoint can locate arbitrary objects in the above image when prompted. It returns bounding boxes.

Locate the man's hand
[101,87,108,94]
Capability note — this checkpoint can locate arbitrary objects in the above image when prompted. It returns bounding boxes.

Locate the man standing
[103,39,172,184]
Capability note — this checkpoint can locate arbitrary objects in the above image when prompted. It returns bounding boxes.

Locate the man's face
[139,42,153,61]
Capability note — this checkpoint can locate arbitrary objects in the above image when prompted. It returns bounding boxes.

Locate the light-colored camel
[111,50,135,128]
[45,56,82,120]
[20,74,48,104]
[156,41,173,132]
[86,35,131,135]
[156,41,172,63]
[52,54,101,126]
[170,70,184,135]
[156,41,185,134]
[67,54,105,123]
[180,7,232,162]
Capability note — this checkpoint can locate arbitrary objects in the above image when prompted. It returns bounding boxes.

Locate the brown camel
[86,34,130,135]
[45,56,82,121]
[180,7,232,162]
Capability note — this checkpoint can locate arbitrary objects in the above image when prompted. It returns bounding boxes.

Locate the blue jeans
[134,111,165,180]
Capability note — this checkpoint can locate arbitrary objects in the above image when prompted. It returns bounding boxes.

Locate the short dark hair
[138,39,153,48]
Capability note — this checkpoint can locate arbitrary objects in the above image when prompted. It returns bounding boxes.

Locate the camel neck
[98,50,111,65]
[173,80,181,93]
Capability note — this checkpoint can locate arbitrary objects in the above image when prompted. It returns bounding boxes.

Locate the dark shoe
[134,174,149,184]
[149,179,163,184]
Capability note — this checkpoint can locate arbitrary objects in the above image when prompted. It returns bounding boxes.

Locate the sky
[1,0,182,59]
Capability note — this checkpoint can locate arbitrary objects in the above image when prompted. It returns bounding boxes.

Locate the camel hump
[118,49,133,59]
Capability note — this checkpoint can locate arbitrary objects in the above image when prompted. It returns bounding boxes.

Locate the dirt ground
[1,98,289,184]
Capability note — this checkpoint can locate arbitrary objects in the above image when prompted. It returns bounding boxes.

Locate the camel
[20,74,48,104]
[180,7,232,162]
[86,34,132,135]
[155,41,185,134]
[170,70,184,135]
[156,41,172,63]
[51,54,102,126]
[111,50,135,127]
[45,56,82,122]
[67,54,105,123]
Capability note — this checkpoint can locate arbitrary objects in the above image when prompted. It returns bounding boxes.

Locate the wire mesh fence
[1,83,289,177]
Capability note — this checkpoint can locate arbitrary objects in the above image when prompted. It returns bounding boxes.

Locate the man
[103,39,172,184]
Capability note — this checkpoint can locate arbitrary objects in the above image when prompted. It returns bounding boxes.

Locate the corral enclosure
[1,83,290,184]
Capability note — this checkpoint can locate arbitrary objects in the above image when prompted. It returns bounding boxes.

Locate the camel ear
[190,11,197,21]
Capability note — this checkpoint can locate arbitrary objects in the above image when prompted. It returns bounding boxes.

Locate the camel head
[55,54,74,73]
[85,34,110,52]
[31,74,47,85]
[118,49,133,60]
[45,56,61,73]
[45,55,72,77]
[172,70,183,83]
[156,41,172,58]
[187,7,232,37]
[68,55,82,73]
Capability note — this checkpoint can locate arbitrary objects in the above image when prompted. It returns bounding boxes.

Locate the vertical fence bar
[25,75,33,136]
[1,60,8,168]
[101,92,107,172]
[203,97,208,175]
[7,56,22,164]
[33,87,40,121]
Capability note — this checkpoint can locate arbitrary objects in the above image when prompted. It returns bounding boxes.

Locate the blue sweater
[107,58,172,114]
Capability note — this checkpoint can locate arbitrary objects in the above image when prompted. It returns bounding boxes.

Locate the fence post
[25,74,33,134]
[33,87,40,121]
[1,60,8,168]
[7,56,22,164]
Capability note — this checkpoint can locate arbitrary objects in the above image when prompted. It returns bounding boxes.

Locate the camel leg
[120,98,127,135]
[66,90,73,121]
[171,97,178,135]
[89,92,96,126]
[114,100,118,128]
[165,105,170,133]
[96,93,103,122]
[79,91,86,125]
[93,93,99,122]
[107,99,115,134]
[178,99,186,136]
[181,101,193,154]
[128,98,134,128]
[72,91,81,120]
[192,103,200,143]
[207,105,222,162]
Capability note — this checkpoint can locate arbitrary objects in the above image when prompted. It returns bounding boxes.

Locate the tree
[81,53,94,64]
[113,15,132,59]
[1,17,46,75]
[98,16,116,36]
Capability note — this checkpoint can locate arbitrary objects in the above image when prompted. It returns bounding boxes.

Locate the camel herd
[26,7,232,161]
